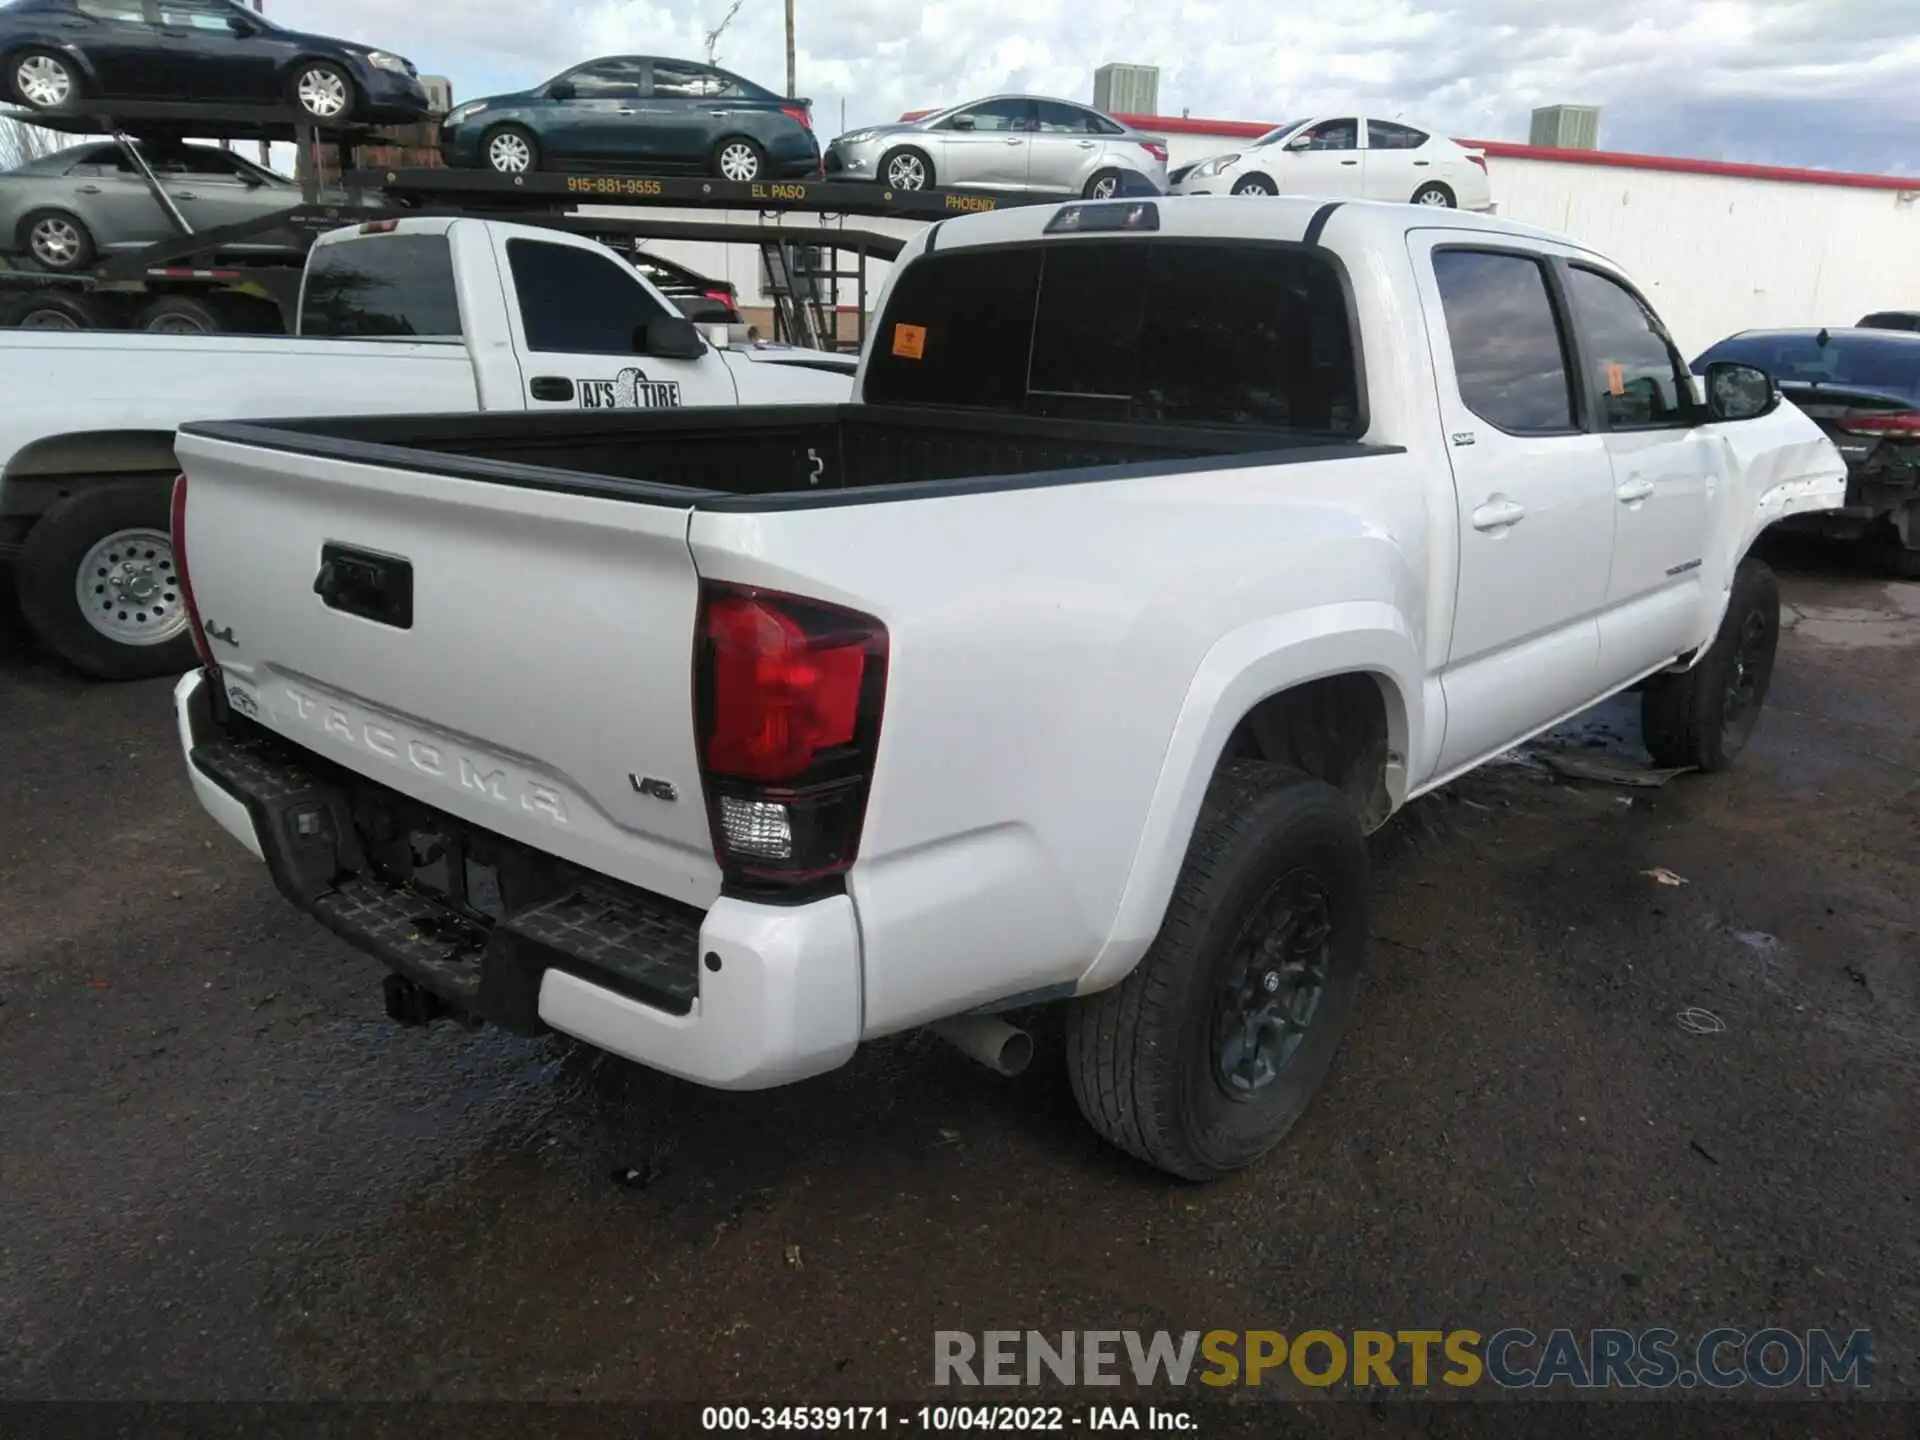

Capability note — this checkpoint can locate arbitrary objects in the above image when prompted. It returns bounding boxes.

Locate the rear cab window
[864,239,1364,437]
[299,234,463,340]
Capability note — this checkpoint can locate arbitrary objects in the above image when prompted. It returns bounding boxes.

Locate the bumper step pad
[191,729,702,1032]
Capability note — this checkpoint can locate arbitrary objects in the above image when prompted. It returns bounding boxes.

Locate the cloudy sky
[261,0,1920,174]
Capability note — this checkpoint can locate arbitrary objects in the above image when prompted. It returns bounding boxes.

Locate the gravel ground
[1,541,1914,1432]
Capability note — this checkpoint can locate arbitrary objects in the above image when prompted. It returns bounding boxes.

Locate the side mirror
[548,80,577,101]
[1703,360,1777,422]
[636,314,704,360]
[226,15,256,35]
[1284,135,1312,151]
[948,115,976,131]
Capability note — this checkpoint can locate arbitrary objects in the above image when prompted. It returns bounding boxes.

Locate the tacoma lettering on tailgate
[279,686,569,826]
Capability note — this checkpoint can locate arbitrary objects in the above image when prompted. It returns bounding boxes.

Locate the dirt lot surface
[2,542,1915,1432]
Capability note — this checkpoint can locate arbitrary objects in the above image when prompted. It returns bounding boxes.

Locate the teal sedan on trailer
[438,54,819,182]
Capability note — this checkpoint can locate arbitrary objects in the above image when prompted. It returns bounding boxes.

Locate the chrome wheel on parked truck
[75,528,187,648]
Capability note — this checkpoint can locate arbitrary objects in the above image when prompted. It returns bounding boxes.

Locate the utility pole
[255,0,269,165]
[785,0,795,96]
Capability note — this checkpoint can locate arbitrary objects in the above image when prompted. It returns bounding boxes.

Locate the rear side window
[1367,120,1429,149]
[866,240,1362,436]
[507,238,668,354]
[1431,249,1574,433]
[300,234,463,339]
[652,60,748,100]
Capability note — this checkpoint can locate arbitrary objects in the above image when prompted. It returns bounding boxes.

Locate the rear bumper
[173,669,862,1090]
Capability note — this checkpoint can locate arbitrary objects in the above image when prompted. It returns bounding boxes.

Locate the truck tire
[1641,556,1780,772]
[16,479,197,682]
[3,291,104,330]
[1065,763,1370,1181]
[134,295,225,335]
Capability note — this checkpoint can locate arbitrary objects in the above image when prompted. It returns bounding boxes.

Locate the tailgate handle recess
[315,544,414,630]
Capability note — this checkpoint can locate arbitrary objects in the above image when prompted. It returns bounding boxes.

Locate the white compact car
[1169,115,1492,209]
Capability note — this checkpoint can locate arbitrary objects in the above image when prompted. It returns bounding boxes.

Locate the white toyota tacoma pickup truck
[169,196,1846,1180]
[0,216,852,680]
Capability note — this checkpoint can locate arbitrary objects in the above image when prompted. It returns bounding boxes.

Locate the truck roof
[919,194,1596,259]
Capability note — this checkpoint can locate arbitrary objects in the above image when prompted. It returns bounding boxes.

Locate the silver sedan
[826,95,1167,197]
[1,141,307,273]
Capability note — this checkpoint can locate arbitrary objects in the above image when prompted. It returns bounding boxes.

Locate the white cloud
[260,0,1920,171]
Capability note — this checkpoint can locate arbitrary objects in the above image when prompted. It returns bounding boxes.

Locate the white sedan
[1167,116,1492,210]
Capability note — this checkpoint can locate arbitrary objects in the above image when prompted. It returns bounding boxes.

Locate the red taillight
[1467,153,1488,173]
[782,105,812,130]
[1841,410,1920,438]
[695,584,888,891]
[170,474,219,678]
[703,286,736,305]
[1140,140,1168,163]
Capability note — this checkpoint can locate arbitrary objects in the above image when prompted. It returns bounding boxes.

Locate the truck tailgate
[174,431,722,909]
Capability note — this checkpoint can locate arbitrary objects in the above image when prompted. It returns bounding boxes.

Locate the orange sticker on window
[892,323,927,360]
[1606,363,1626,396]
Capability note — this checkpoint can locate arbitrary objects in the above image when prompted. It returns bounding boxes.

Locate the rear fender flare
[1,430,180,520]
[1075,601,1423,995]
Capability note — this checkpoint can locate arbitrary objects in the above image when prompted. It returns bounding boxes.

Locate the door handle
[76,184,101,195]
[1471,497,1527,531]
[175,191,200,201]
[1005,137,1024,145]
[1414,159,1430,166]
[1077,139,1097,148]
[529,376,575,402]
[1341,159,1358,166]
[1616,477,1656,504]
[617,108,638,115]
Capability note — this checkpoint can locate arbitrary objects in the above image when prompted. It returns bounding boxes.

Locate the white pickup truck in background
[0,216,854,680]
[170,195,1846,1180]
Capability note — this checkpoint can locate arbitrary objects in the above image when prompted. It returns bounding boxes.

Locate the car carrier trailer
[1,96,1130,348]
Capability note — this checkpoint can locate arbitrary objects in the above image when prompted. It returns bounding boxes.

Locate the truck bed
[183,405,1397,511]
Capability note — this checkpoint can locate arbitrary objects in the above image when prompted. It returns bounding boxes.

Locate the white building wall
[1147,127,1920,357]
